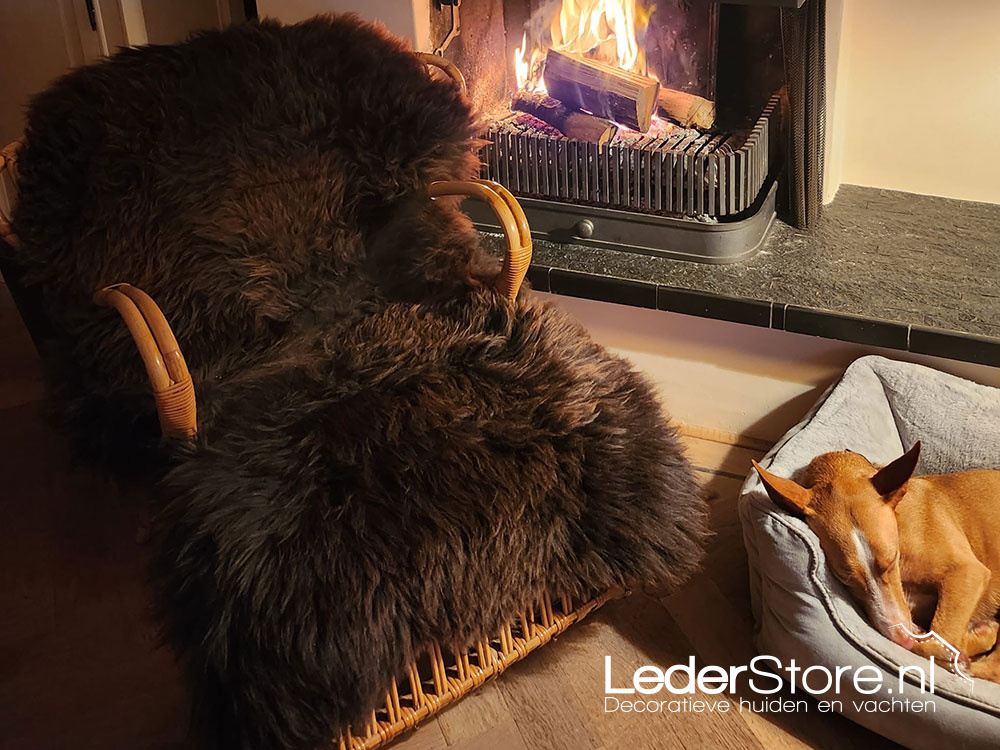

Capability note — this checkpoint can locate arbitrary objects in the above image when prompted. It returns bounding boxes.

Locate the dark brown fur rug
[10,15,709,750]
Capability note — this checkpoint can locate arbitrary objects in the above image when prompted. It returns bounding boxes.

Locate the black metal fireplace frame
[465,178,776,263]
[449,0,824,262]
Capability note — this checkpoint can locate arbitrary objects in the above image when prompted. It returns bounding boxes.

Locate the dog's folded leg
[913,557,991,670]
[972,643,1000,681]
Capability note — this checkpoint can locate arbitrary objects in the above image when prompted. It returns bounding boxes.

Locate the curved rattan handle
[416,52,467,95]
[94,284,197,439]
[0,140,23,247]
[429,179,532,301]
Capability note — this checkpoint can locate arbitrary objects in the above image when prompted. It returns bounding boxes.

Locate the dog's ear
[752,460,813,516]
[872,441,921,500]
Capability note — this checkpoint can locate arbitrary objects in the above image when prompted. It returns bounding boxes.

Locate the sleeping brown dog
[753,442,1000,682]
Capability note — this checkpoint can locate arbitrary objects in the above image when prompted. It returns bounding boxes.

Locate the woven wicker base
[337,588,624,750]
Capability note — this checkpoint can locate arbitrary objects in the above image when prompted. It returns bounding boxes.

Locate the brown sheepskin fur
[10,15,709,750]
[13,14,481,471]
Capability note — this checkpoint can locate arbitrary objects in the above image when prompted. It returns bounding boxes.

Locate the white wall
[822,0,847,204]
[0,0,232,147]
[0,0,82,145]
[138,0,220,45]
[255,0,431,50]
[543,294,1000,443]
[826,0,1000,204]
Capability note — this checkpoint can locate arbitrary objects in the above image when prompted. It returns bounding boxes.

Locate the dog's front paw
[965,619,1000,657]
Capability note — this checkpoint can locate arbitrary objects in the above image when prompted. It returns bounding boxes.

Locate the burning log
[542,49,660,133]
[511,91,618,146]
[657,88,716,129]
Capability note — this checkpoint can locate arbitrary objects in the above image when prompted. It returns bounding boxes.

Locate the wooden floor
[0,280,899,750]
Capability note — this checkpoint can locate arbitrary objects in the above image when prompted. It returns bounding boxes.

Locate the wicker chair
[0,121,622,748]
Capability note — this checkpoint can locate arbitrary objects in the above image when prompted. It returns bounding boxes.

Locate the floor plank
[556,595,766,750]
[0,405,191,750]
[662,575,891,750]
[0,279,43,409]
[387,720,448,750]
[682,434,764,479]
[435,682,525,749]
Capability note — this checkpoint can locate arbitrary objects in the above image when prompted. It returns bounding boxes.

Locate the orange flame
[515,0,652,93]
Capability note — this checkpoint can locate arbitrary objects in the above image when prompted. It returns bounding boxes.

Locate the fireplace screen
[481,94,774,218]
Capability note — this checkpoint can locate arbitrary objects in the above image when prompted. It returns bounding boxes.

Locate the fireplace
[433,0,825,262]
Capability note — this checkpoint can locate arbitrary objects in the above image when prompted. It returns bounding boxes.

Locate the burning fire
[515,0,652,93]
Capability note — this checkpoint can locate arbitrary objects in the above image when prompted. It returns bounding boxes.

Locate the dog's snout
[889,625,915,650]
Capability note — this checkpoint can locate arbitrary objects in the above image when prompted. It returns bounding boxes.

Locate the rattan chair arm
[471,179,532,303]
[417,58,531,299]
[94,284,197,439]
[111,284,191,386]
[0,140,23,247]
[428,180,533,301]
[415,52,467,95]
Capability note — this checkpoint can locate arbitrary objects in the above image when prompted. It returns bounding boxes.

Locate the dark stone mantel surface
[483,185,1000,367]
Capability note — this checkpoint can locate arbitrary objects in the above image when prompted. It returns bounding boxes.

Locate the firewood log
[657,88,716,129]
[542,49,660,132]
[511,91,618,146]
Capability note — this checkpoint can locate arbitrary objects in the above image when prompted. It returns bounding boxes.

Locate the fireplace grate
[480,95,777,219]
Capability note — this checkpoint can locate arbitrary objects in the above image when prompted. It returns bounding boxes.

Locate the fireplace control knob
[574,219,595,239]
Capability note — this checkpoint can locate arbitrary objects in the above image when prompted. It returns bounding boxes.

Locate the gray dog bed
[739,355,1000,749]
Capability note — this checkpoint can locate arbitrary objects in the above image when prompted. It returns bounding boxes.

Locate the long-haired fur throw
[11,15,709,750]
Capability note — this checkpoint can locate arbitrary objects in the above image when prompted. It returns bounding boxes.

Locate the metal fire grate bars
[481,95,778,219]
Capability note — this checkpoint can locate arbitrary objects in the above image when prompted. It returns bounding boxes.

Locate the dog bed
[740,355,1000,749]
